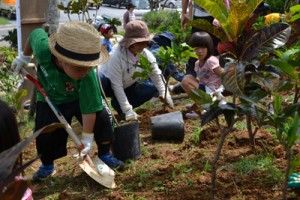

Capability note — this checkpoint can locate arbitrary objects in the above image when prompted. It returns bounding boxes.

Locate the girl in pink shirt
[181,31,224,118]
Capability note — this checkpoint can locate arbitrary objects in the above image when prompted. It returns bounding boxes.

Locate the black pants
[35,99,114,165]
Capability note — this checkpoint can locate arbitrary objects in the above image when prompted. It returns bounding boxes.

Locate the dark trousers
[100,74,158,114]
[35,99,114,165]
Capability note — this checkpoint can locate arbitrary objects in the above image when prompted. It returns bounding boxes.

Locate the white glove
[125,109,138,121]
[159,91,174,109]
[80,132,94,159]
[11,53,31,76]
[212,86,226,105]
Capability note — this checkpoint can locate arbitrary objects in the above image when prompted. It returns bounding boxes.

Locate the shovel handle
[21,69,83,148]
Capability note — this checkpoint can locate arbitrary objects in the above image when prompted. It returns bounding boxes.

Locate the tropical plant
[186,0,296,199]
[0,123,64,199]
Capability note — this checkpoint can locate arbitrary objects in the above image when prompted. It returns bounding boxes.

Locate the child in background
[181,31,224,119]
[0,99,33,200]
[99,23,114,53]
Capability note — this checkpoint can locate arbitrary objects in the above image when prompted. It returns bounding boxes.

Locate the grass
[0,17,10,25]
[230,154,283,182]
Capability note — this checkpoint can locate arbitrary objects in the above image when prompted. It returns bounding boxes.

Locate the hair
[0,99,22,169]
[126,3,135,10]
[189,31,214,59]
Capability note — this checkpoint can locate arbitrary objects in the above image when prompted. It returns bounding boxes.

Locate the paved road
[0,6,127,46]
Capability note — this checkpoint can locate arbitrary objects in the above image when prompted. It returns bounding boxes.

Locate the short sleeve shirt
[29,28,103,114]
[194,56,222,90]
[102,38,112,53]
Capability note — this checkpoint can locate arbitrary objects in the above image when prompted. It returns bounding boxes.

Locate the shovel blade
[79,156,116,189]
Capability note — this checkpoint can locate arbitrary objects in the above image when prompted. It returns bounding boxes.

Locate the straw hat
[119,20,152,48]
[49,21,109,67]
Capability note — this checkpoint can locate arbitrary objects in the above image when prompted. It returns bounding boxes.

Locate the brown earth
[21,96,300,200]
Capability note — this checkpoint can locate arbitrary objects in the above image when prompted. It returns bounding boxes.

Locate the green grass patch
[230,154,283,182]
[0,17,10,25]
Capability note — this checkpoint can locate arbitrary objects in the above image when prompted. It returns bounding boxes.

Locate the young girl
[181,31,224,119]
[0,99,33,199]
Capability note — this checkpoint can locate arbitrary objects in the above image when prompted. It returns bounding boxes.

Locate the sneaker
[99,153,125,169]
[32,164,55,181]
[185,111,200,119]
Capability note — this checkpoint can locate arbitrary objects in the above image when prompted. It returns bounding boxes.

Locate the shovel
[21,69,116,189]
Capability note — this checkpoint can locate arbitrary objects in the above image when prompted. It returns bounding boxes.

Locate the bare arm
[181,0,191,31]
[213,66,224,76]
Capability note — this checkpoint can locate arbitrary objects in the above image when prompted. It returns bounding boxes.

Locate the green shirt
[29,28,103,114]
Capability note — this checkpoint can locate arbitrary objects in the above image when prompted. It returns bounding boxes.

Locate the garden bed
[21,96,300,199]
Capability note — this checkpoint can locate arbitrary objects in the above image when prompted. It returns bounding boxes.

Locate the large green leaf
[268,60,298,80]
[222,61,246,95]
[240,23,291,61]
[187,19,229,42]
[192,0,262,43]
[189,88,212,105]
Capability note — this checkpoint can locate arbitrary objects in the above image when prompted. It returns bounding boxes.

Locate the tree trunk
[45,0,60,34]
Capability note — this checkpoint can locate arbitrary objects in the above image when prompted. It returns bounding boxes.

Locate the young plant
[154,42,196,111]
[186,0,294,198]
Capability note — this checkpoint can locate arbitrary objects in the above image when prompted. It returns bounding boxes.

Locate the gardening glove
[288,173,300,188]
[11,53,32,76]
[159,91,174,109]
[125,109,138,121]
[80,132,94,159]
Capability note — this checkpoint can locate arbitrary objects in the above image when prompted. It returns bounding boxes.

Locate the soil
[21,96,300,200]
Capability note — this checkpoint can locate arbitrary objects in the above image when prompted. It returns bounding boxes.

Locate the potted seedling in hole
[154,42,196,112]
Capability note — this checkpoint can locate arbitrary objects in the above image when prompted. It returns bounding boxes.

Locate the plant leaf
[268,60,298,80]
[0,123,65,192]
[222,61,246,95]
[240,23,291,61]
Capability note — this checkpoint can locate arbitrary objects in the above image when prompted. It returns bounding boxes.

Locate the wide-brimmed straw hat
[49,21,109,67]
[119,20,152,48]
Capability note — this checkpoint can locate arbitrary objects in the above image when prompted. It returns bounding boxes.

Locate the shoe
[99,153,125,169]
[171,82,185,94]
[32,164,55,181]
[185,104,193,110]
[185,111,200,119]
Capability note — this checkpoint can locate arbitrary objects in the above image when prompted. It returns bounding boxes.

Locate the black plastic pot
[111,120,141,162]
[150,111,184,141]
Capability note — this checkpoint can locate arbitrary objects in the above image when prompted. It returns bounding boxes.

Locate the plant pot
[150,111,184,141]
[111,120,141,162]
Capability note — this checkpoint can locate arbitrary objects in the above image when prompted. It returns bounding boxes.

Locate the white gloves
[125,109,138,121]
[80,132,94,159]
[211,86,226,105]
[159,91,174,109]
[11,53,32,76]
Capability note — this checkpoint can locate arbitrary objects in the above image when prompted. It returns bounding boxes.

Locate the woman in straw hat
[99,20,174,121]
[11,21,124,181]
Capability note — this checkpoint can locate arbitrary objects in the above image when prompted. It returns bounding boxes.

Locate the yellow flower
[265,13,281,25]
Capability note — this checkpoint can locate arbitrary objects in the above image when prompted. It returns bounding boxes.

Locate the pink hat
[119,20,152,48]
[100,24,112,34]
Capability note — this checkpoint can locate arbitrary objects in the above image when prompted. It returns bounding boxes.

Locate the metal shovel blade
[79,155,116,189]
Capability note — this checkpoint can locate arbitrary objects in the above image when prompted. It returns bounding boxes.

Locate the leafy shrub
[142,10,191,44]
[0,46,26,112]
